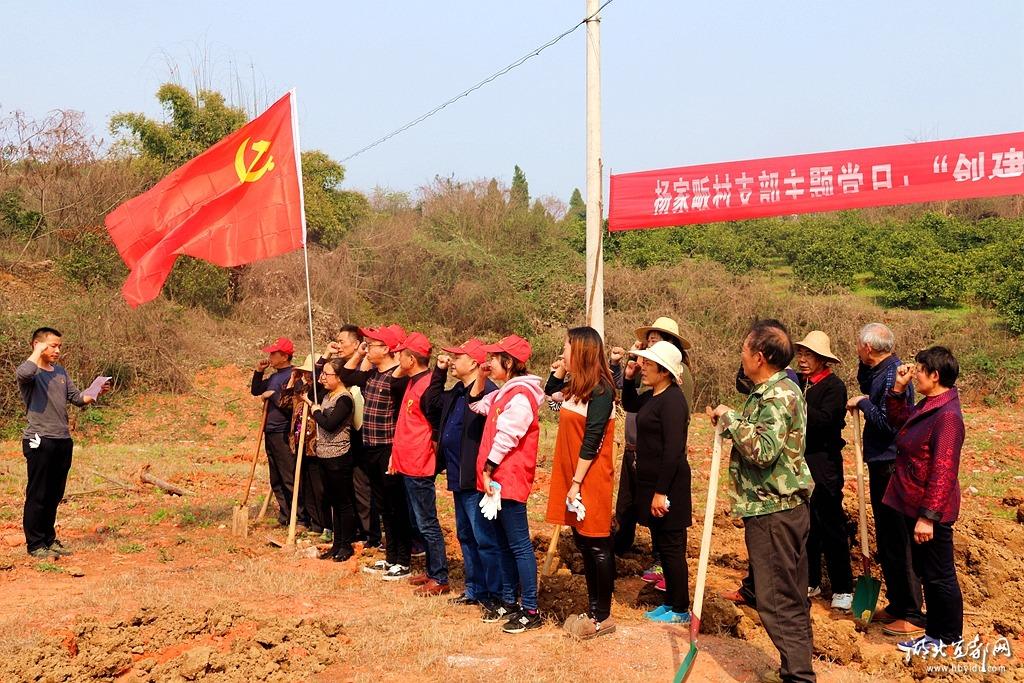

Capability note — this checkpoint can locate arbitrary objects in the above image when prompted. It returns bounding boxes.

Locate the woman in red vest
[469,335,546,634]
[545,326,618,639]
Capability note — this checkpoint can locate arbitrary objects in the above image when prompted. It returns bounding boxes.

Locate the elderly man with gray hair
[846,323,923,638]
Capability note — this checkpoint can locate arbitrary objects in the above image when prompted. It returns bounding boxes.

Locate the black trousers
[904,516,963,643]
[362,444,411,566]
[868,461,924,624]
[651,522,689,614]
[613,447,639,555]
[353,453,382,544]
[265,431,306,526]
[807,485,853,594]
[23,437,73,552]
[745,504,816,683]
[321,455,359,558]
[572,529,616,622]
[303,457,330,532]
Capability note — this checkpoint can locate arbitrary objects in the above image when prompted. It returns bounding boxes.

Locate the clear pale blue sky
[3,1,1022,204]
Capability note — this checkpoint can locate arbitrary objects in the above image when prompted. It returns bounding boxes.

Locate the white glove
[566,493,586,521]
[479,482,502,520]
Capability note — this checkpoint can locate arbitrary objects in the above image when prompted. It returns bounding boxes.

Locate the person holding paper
[16,327,107,559]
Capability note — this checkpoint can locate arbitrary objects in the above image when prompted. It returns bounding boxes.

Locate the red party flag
[105,90,306,307]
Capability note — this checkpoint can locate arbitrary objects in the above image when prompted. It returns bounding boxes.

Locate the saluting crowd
[17,315,967,683]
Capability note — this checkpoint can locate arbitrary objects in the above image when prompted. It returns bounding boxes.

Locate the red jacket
[470,375,544,503]
[391,371,437,478]
[882,387,964,524]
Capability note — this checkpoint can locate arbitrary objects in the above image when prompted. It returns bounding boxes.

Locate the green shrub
[163,257,233,315]
[57,229,127,288]
[0,188,42,238]
[791,236,858,292]
[873,250,962,308]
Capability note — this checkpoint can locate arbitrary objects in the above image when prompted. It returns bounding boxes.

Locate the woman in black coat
[621,341,692,624]
[795,331,853,610]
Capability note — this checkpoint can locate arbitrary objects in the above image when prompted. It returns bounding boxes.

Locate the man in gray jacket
[17,327,105,559]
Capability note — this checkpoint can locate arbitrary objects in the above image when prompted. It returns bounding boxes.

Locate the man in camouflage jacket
[710,319,816,683]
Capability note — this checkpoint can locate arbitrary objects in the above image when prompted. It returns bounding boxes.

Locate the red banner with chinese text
[608,132,1024,231]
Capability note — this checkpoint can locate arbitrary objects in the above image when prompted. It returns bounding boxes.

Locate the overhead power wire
[340,0,615,163]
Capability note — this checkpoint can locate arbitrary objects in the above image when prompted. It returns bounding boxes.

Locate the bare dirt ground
[1,364,1022,682]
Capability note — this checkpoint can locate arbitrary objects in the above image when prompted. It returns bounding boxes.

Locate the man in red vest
[390,332,450,596]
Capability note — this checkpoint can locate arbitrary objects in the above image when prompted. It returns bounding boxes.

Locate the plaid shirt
[362,368,398,446]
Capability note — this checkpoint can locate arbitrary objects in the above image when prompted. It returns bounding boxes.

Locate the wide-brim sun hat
[295,354,315,373]
[634,316,692,350]
[629,340,684,382]
[795,330,841,364]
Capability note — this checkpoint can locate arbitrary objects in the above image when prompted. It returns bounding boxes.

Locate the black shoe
[503,608,542,634]
[363,539,383,550]
[48,540,73,557]
[332,548,354,562]
[411,541,426,558]
[482,602,518,623]
[451,593,479,606]
[28,547,60,560]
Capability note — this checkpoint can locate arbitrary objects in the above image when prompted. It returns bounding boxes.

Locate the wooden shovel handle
[852,412,871,571]
[239,400,270,508]
[692,424,724,627]
[285,403,310,546]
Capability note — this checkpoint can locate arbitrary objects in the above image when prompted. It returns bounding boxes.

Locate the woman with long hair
[546,326,619,639]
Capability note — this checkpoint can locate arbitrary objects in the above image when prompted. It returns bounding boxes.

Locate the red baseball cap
[261,337,295,355]
[442,337,487,364]
[394,331,432,357]
[360,325,405,352]
[482,335,532,363]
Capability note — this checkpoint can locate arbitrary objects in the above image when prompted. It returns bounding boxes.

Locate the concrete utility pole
[585,0,604,338]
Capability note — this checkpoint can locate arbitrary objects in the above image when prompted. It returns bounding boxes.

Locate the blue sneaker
[650,610,691,624]
[644,605,671,620]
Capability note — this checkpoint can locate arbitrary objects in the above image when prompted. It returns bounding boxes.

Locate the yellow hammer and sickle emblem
[234,137,276,183]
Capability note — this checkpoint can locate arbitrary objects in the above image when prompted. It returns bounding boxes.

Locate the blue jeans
[494,499,537,610]
[404,476,448,584]
[453,490,502,603]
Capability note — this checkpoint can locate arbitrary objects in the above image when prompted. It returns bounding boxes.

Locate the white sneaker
[381,564,411,581]
[831,593,853,611]
[807,586,822,598]
[361,559,389,574]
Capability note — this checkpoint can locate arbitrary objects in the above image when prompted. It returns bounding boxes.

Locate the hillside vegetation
[3,85,1024,435]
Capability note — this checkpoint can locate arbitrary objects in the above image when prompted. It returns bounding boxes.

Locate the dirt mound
[955,517,1024,639]
[810,612,863,665]
[0,604,347,682]
[538,572,590,623]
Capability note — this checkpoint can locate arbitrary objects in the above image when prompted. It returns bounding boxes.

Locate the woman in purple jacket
[884,346,964,653]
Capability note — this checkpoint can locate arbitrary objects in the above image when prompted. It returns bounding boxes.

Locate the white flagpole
[287,87,316,547]
[288,88,319,406]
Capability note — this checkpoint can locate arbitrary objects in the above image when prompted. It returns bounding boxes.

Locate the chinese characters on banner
[607,132,1024,232]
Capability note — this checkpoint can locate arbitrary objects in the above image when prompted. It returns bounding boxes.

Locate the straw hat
[794,331,841,364]
[295,354,315,373]
[634,316,692,350]
[630,341,685,382]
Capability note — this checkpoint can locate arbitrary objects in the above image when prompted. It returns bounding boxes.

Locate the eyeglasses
[321,371,337,377]
[366,342,389,349]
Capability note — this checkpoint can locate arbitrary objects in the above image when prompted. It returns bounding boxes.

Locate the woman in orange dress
[545,326,618,639]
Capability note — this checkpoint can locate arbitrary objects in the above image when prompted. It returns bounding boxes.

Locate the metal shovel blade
[852,574,881,625]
